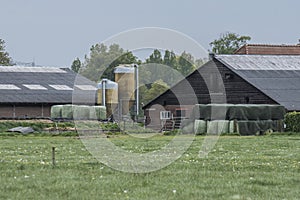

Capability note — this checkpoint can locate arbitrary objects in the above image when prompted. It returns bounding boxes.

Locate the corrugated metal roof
[0,66,67,73]
[216,55,300,110]
[216,55,300,70]
[0,67,97,104]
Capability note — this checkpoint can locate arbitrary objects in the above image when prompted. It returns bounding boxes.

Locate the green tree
[210,32,251,54]
[71,57,81,73]
[163,50,177,68]
[143,79,169,104]
[146,49,163,64]
[80,43,139,82]
[177,51,196,76]
[0,39,12,65]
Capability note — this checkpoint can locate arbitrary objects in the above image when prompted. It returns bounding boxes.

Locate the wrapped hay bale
[237,120,278,135]
[73,105,90,120]
[194,120,207,135]
[181,119,194,134]
[90,106,106,120]
[61,104,75,119]
[207,120,229,134]
[228,120,235,133]
[51,105,63,119]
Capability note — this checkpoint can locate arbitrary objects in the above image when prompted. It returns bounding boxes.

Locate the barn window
[225,73,234,80]
[49,84,73,90]
[75,85,97,91]
[0,84,21,90]
[175,108,187,118]
[245,96,250,103]
[23,84,47,90]
[163,101,167,106]
[160,111,171,119]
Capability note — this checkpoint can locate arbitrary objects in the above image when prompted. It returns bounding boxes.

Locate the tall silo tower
[97,79,118,117]
[114,65,135,117]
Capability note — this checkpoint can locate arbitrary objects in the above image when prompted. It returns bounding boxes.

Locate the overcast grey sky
[1,0,300,67]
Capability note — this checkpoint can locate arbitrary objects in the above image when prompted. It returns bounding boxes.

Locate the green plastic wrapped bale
[73,105,90,120]
[194,120,207,135]
[228,104,286,120]
[190,104,233,120]
[237,120,278,135]
[228,120,235,133]
[61,104,75,119]
[207,120,229,134]
[90,106,106,120]
[182,120,194,134]
[50,105,63,119]
[190,104,286,121]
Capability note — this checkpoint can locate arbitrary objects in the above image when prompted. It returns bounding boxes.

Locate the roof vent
[209,53,215,60]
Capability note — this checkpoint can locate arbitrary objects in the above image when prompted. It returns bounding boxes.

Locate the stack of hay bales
[188,104,285,135]
[50,105,107,121]
[89,106,106,120]
[50,105,64,119]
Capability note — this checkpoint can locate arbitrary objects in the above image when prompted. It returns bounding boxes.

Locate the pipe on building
[101,79,107,107]
[134,64,139,120]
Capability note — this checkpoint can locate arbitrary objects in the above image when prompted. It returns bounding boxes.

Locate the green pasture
[0,133,299,200]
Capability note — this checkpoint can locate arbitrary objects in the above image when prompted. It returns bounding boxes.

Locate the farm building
[0,66,97,119]
[142,54,300,129]
[234,43,300,55]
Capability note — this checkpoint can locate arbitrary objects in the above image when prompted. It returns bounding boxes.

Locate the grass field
[0,133,299,200]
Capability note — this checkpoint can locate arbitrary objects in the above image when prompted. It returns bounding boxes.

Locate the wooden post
[52,147,56,166]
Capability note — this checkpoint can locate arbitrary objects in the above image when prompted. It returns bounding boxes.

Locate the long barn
[143,54,300,128]
[0,66,97,119]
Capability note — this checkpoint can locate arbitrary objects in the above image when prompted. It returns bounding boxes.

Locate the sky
[1,0,300,67]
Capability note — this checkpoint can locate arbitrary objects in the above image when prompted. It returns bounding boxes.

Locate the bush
[284,111,300,132]
[163,130,180,136]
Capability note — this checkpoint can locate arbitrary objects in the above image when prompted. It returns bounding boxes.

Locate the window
[175,108,187,118]
[75,85,97,91]
[23,84,47,90]
[245,96,250,103]
[49,84,73,90]
[0,84,21,90]
[225,73,234,80]
[160,111,171,119]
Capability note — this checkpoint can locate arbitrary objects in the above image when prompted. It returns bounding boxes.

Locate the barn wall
[0,104,52,118]
[143,59,277,125]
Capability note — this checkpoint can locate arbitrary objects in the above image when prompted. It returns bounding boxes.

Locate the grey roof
[0,66,97,104]
[216,55,300,110]
[114,65,134,73]
[97,79,118,89]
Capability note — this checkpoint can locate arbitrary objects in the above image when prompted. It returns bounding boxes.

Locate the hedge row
[284,111,300,132]
[51,105,106,120]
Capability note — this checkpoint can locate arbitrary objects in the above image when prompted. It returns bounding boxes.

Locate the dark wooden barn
[143,54,300,129]
[0,66,97,119]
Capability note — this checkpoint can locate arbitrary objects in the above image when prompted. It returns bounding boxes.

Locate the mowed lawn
[0,134,299,200]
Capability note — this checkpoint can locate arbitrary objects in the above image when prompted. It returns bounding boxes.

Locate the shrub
[284,111,300,132]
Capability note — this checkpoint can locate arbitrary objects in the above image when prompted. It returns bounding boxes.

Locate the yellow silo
[114,65,135,116]
[97,79,118,117]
